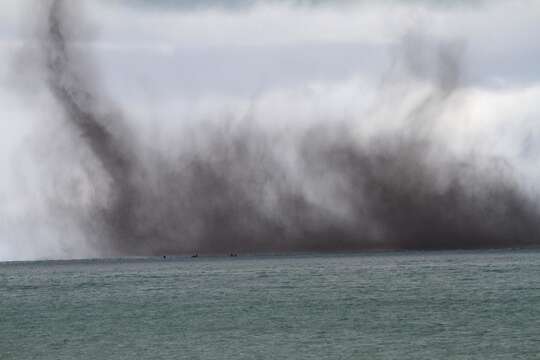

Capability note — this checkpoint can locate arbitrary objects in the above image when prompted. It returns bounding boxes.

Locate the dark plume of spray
[39,1,540,256]
[44,0,139,253]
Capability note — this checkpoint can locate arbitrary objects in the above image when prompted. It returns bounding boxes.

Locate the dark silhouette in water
[38,0,540,256]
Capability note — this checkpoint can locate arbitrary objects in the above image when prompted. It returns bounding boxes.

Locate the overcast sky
[0,0,539,260]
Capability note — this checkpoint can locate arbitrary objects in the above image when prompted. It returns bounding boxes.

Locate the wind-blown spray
[38,0,540,256]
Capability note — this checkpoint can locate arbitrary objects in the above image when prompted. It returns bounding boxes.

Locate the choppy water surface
[2,250,540,359]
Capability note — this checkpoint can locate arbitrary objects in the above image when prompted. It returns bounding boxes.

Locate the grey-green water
[2,250,540,359]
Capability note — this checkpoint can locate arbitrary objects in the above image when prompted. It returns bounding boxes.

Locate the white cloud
[0,0,539,260]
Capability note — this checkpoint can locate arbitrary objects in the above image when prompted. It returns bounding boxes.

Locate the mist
[1,0,539,260]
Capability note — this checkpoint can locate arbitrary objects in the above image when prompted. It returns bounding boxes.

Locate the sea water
[2,250,540,359]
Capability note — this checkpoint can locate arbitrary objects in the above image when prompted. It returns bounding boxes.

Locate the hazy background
[0,0,539,260]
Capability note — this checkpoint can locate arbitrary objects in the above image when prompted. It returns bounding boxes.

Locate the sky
[0,0,539,260]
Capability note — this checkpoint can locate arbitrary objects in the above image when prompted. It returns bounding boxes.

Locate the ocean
[2,250,540,359]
